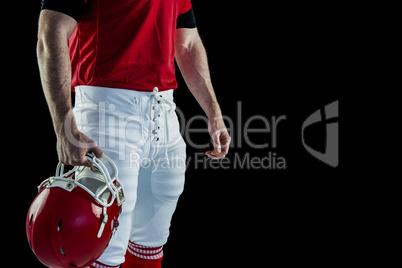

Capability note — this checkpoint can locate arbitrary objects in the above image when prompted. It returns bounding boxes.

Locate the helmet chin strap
[97,206,108,238]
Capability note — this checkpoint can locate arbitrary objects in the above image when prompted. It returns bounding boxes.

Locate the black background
[6,1,355,267]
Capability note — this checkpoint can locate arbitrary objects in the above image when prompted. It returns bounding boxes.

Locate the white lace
[150,87,174,161]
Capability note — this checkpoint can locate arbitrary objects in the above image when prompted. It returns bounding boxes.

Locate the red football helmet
[26,153,125,268]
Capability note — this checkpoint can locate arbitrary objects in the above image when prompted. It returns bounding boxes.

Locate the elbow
[36,10,77,57]
[175,28,202,59]
[36,29,59,56]
[37,21,52,57]
[175,36,194,54]
[36,30,69,60]
[36,37,45,58]
[175,39,200,62]
[37,25,71,59]
[36,28,52,59]
[175,44,190,61]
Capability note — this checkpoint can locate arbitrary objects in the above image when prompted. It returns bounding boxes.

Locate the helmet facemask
[37,153,125,238]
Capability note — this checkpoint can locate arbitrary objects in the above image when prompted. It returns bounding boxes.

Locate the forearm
[37,11,77,137]
[175,30,222,119]
[38,41,74,135]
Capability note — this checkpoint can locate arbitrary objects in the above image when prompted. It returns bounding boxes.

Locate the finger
[205,151,218,159]
[206,154,225,160]
[91,145,104,159]
[212,131,222,153]
[80,158,93,167]
[71,154,93,167]
[220,134,231,155]
[73,149,93,167]
[205,150,226,160]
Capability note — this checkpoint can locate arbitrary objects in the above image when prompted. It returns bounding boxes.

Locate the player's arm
[37,9,103,166]
[175,28,231,159]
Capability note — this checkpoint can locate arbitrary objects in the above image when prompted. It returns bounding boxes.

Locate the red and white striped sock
[87,261,121,268]
[121,241,163,268]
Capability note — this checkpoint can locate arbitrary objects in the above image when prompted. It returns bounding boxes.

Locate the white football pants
[73,86,186,266]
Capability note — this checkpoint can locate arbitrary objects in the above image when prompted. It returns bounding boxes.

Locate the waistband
[74,85,174,104]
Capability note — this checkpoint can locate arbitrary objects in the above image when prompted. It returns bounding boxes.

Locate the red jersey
[68,0,192,92]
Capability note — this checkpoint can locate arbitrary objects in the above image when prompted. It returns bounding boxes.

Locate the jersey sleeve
[177,7,196,29]
[177,1,196,29]
[41,0,85,22]
[179,0,192,14]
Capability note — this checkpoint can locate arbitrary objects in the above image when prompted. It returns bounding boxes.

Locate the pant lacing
[150,87,174,161]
